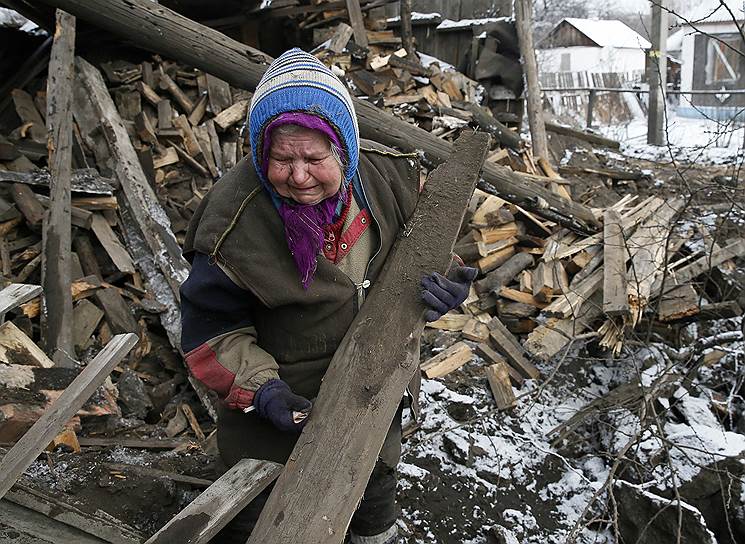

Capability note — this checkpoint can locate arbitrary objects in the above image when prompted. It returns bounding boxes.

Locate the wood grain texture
[602,209,629,316]
[247,132,489,543]
[0,333,138,499]
[144,458,282,544]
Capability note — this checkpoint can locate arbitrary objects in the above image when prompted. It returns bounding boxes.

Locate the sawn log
[247,132,489,542]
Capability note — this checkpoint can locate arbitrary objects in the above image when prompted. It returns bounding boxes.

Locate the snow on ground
[596,108,745,165]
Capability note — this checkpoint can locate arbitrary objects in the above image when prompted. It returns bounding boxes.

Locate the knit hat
[249,48,360,186]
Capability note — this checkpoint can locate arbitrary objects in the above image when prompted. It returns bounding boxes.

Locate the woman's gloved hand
[253,379,312,433]
[420,265,479,322]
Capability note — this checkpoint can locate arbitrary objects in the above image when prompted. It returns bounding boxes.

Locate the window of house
[705,35,742,84]
[560,53,571,72]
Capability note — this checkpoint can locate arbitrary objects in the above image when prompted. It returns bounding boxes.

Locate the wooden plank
[327,22,354,54]
[0,168,115,194]
[158,66,194,113]
[425,312,470,331]
[246,132,488,542]
[0,498,110,544]
[0,283,42,317]
[4,483,142,543]
[73,298,104,350]
[420,341,473,379]
[11,89,46,144]
[477,245,515,274]
[542,267,602,319]
[157,99,173,129]
[657,284,700,322]
[0,333,138,499]
[462,318,490,342]
[345,0,368,47]
[485,363,516,410]
[213,100,248,131]
[11,183,45,227]
[603,209,629,316]
[497,286,548,309]
[75,57,190,299]
[0,321,55,368]
[43,9,77,367]
[532,261,553,303]
[188,93,208,126]
[90,214,135,274]
[474,342,523,386]
[144,458,282,544]
[173,114,202,157]
[135,80,162,106]
[76,436,189,449]
[205,73,232,115]
[94,287,137,334]
[487,317,540,380]
[206,120,224,175]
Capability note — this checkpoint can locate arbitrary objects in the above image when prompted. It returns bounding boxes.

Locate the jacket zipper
[354,172,382,309]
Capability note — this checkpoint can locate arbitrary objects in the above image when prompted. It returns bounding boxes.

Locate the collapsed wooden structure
[0,1,743,543]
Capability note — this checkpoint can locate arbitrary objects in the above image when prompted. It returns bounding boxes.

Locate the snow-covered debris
[436,17,510,31]
[387,12,441,24]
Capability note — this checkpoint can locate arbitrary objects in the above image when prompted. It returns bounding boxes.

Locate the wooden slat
[0,283,42,317]
[144,458,282,544]
[0,333,138,499]
[603,209,629,316]
[345,0,368,47]
[485,363,516,410]
[420,341,473,379]
[90,214,135,274]
[0,321,55,368]
[487,317,540,380]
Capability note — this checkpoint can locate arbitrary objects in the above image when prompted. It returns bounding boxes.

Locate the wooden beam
[603,209,629,317]
[41,9,76,368]
[485,363,516,410]
[420,341,473,379]
[544,121,621,150]
[345,0,368,48]
[144,459,282,544]
[399,0,414,56]
[75,57,190,299]
[515,0,548,161]
[35,0,599,234]
[0,333,138,499]
[247,132,489,543]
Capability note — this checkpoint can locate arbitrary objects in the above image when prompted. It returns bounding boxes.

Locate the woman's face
[266,127,343,205]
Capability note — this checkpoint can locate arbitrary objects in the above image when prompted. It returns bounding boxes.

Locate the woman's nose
[290,161,311,185]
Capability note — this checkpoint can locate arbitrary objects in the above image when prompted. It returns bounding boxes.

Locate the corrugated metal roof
[562,18,652,49]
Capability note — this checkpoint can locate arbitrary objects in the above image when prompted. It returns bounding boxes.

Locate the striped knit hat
[249,48,359,185]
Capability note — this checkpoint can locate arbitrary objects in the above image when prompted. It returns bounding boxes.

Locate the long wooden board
[144,458,282,544]
[0,333,138,499]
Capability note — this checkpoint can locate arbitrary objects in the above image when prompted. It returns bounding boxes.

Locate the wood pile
[423,190,745,410]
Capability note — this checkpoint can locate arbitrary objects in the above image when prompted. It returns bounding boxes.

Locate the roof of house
[683,0,744,23]
[667,28,685,51]
[550,18,652,49]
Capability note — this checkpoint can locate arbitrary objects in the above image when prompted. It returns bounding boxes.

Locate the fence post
[586,89,597,128]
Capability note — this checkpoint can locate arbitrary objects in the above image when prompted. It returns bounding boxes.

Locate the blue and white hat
[249,48,360,184]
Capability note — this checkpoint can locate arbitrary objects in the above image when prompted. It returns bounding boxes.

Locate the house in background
[536,18,650,80]
[677,0,745,119]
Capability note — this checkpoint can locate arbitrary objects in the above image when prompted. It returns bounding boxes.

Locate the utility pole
[515,0,549,161]
[647,0,668,145]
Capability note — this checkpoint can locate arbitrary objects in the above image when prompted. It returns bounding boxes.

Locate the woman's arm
[180,252,280,410]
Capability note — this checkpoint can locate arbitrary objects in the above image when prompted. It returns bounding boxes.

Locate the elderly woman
[180,49,476,544]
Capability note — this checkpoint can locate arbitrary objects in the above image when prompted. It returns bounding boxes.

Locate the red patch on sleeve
[184,343,235,397]
[225,385,255,410]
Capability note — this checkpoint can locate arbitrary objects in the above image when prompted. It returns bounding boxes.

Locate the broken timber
[144,458,282,544]
[37,0,600,234]
[247,132,489,543]
[74,56,190,300]
[42,9,76,367]
[0,333,138,499]
[602,209,629,316]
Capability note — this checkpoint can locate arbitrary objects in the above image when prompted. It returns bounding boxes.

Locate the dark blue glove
[421,265,478,322]
[253,379,312,433]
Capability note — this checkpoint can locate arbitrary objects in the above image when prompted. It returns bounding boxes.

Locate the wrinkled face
[266,127,343,205]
